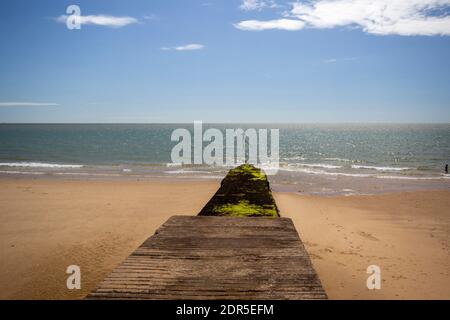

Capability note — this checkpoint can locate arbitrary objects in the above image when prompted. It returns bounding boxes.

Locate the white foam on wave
[280,166,449,181]
[324,157,352,162]
[164,169,208,174]
[0,170,46,175]
[54,172,122,177]
[0,162,83,169]
[280,167,371,177]
[375,175,449,181]
[283,156,307,161]
[352,165,410,172]
[318,171,372,178]
[166,163,182,167]
[296,163,342,169]
[289,163,342,169]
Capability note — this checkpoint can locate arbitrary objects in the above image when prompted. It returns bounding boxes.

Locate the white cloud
[0,102,59,107]
[236,0,450,36]
[240,0,278,11]
[56,14,138,28]
[175,44,205,51]
[162,44,205,51]
[234,19,305,31]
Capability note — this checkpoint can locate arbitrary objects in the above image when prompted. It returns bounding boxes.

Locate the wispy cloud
[234,19,305,31]
[161,44,205,51]
[236,0,450,36]
[175,44,205,51]
[0,102,59,107]
[324,57,357,63]
[239,0,278,11]
[56,14,138,28]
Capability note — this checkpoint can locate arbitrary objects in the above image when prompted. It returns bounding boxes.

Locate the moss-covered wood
[88,216,327,300]
[198,164,280,218]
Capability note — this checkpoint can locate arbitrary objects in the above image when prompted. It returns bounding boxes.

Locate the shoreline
[0,177,449,299]
[1,167,449,197]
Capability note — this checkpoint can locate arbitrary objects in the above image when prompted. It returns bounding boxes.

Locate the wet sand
[0,178,448,299]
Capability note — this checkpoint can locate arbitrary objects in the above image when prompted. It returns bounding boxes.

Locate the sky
[0,0,449,123]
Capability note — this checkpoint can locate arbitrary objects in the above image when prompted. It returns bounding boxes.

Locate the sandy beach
[0,177,448,299]
[0,178,219,299]
[274,191,450,299]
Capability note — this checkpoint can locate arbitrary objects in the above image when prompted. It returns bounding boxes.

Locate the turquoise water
[1,124,449,194]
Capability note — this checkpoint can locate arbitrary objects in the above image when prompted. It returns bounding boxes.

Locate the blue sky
[0,0,449,123]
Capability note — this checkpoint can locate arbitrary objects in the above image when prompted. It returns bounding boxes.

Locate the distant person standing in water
[446,164,448,174]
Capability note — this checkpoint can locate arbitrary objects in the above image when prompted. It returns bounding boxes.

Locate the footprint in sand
[357,231,379,241]
[304,241,319,247]
[319,247,334,254]
[339,250,363,257]
[309,253,323,260]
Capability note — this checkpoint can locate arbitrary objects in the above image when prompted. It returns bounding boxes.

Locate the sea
[0,123,449,195]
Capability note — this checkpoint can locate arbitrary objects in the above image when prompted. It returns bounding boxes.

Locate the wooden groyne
[199,164,279,217]
[88,164,326,299]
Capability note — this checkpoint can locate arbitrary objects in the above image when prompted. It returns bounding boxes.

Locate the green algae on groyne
[198,164,280,218]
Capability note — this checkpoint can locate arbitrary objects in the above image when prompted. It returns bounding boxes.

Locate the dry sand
[0,178,219,299]
[274,191,450,299]
[0,178,448,299]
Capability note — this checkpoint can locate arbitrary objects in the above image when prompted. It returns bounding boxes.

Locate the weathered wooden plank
[87,216,327,300]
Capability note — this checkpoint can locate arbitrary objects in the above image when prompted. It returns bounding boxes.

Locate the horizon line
[1,122,449,125]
